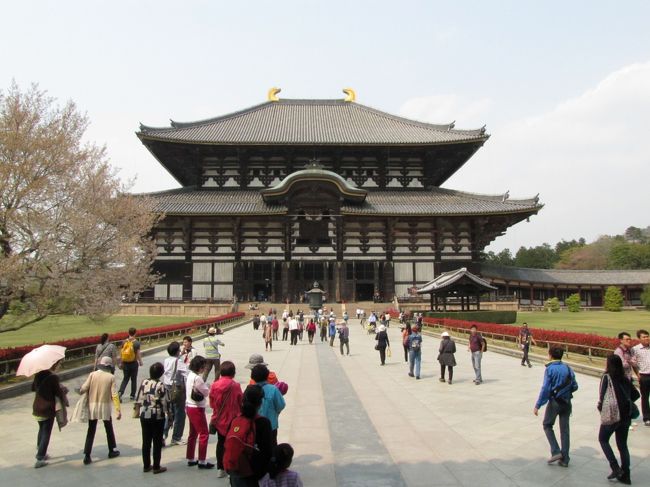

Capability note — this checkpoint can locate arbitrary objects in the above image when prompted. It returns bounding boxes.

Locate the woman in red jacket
[209,361,243,478]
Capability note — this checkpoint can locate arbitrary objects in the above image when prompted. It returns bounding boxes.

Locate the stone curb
[0,319,250,401]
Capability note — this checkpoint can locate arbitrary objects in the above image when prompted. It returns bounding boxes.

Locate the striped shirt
[633,343,650,374]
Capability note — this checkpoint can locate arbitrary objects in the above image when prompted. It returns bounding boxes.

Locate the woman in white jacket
[185,355,213,469]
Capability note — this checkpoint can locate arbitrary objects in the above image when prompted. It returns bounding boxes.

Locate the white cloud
[404,62,650,252]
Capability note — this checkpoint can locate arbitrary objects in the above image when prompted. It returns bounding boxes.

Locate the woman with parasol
[18,345,68,468]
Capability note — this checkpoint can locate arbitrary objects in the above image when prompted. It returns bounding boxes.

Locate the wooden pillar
[334,262,342,303]
[373,261,380,300]
[281,262,290,303]
[476,292,481,311]
[529,284,534,305]
[623,286,629,306]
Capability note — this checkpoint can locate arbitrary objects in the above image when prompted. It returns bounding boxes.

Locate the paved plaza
[0,318,648,486]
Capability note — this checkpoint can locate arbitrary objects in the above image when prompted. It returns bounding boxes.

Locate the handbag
[132,402,141,418]
[374,344,380,351]
[70,393,89,424]
[386,347,392,358]
[55,397,68,431]
[190,377,205,402]
[599,375,620,425]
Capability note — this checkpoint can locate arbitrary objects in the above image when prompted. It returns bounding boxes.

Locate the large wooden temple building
[137,89,542,303]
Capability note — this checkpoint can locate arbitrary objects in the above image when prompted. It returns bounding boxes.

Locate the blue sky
[3,1,650,251]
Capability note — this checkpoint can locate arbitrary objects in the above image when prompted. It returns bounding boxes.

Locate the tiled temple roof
[138,99,488,146]
[141,187,541,216]
[480,263,650,286]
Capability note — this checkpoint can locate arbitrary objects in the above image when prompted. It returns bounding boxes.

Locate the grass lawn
[0,315,202,348]
[515,310,650,337]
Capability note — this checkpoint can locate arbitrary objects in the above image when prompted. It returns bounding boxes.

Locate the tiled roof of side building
[480,263,650,286]
[137,99,489,146]
[141,187,542,216]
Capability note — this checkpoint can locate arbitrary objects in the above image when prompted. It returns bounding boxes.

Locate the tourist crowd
[28,310,649,485]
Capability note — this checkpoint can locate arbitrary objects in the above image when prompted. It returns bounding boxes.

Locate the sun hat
[98,356,113,369]
[441,331,450,337]
[207,327,217,335]
[245,353,268,369]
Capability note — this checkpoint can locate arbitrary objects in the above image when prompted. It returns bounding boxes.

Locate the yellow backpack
[121,339,136,362]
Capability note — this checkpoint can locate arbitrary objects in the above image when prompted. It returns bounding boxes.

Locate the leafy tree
[607,242,650,269]
[555,238,585,255]
[555,236,615,269]
[544,297,560,312]
[0,83,160,326]
[514,243,557,268]
[641,284,650,310]
[603,286,623,312]
[624,226,646,243]
[482,248,514,266]
[565,293,581,312]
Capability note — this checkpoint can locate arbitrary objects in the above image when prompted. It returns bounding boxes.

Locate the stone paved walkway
[0,319,648,486]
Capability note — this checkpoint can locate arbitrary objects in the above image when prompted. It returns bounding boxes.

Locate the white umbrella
[16,344,66,377]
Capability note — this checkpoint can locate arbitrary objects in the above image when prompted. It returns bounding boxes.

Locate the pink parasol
[16,344,66,377]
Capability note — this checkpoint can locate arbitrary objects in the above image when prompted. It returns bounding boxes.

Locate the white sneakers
[217,469,227,478]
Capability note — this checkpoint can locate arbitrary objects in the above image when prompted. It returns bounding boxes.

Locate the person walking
[117,327,143,401]
[298,310,305,340]
[282,317,289,341]
[338,321,350,356]
[253,314,261,331]
[306,318,317,344]
[438,331,456,384]
[224,385,273,486]
[289,315,299,346]
[209,361,243,479]
[185,356,213,469]
[328,316,337,347]
[272,316,280,341]
[468,325,487,385]
[407,325,422,379]
[401,323,412,363]
[263,319,273,352]
[94,333,117,372]
[80,356,122,465]
[135,362,169,474]
[202,327,224,381]
[32,359,67,468]
[632,329,650,426]
[533,347,579,468]
[597,354,640,484]
[375,325,390,365]
[517,323,536,368]
[251,364,286,448]
[162,341,187,446]
[319,315,328,342]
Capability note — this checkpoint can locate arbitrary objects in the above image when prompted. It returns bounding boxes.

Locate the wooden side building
[136,91,542,303]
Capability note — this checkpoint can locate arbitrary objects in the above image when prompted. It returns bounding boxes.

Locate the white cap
[441,331,450,337]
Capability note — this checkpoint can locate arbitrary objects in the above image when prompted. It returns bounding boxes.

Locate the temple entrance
[356,283,374,301]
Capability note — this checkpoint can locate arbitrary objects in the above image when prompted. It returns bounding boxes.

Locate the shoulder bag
[190,376,205,402]
[599,375,620,425]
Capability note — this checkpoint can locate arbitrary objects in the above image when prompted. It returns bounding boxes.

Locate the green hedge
[422,310,517,324]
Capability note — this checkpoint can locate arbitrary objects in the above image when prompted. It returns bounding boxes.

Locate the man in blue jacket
[533,347,579,467]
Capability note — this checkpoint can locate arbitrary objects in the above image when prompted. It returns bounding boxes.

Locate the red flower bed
[0,312,245,362]
[422,317,633,357]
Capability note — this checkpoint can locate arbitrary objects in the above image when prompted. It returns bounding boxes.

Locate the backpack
[121,339,136,363]
[223,415,257,476]
[478,334,487,352]
[410,335,422,350]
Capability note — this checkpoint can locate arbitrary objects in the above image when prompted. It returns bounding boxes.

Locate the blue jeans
[164,395,186,442]
[36,417,54,460]
[409,350,421,378]
[471,351,483,382]
[543,398,571,463]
